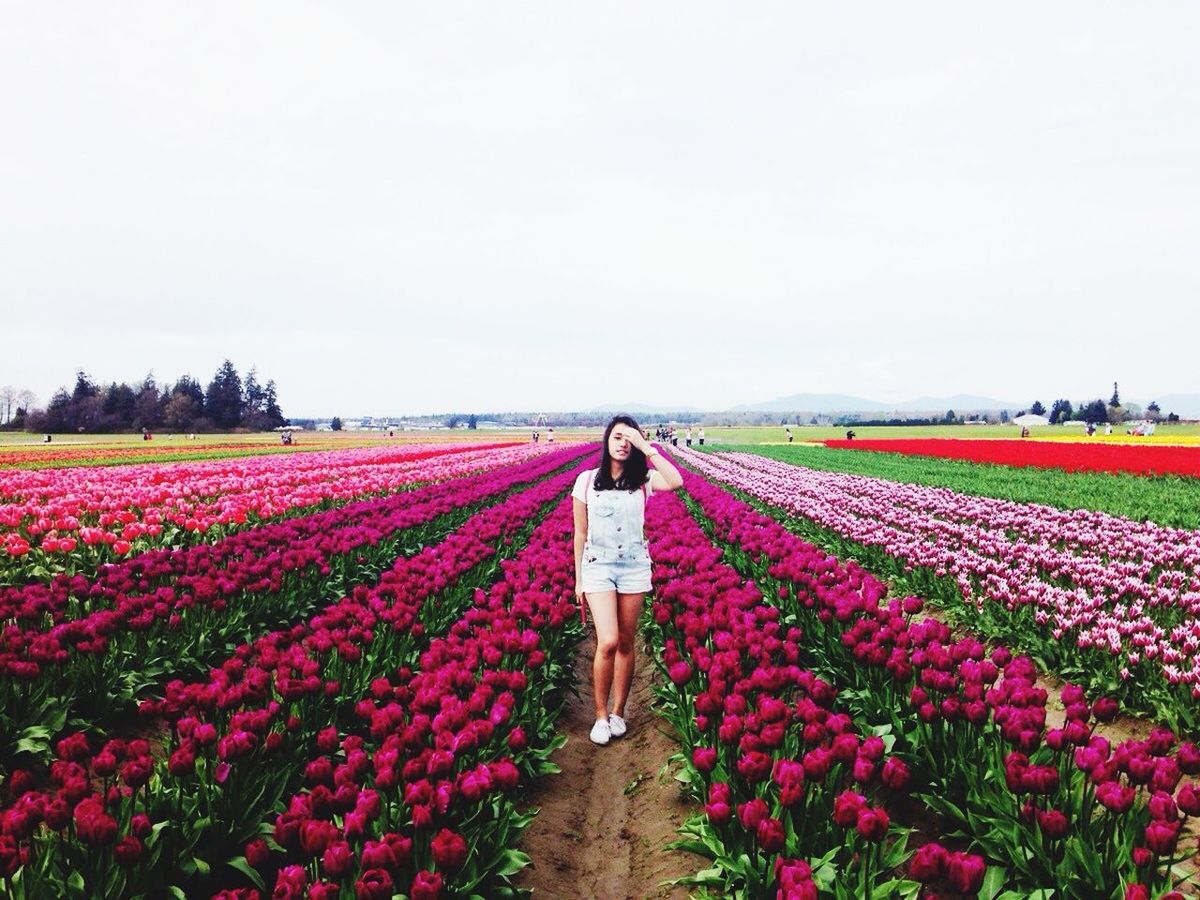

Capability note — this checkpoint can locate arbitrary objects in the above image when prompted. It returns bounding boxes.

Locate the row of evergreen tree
[1023,383,1177,425]
[18,360,287,433]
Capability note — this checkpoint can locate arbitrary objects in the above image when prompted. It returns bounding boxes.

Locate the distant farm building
[1012,414,1050,427]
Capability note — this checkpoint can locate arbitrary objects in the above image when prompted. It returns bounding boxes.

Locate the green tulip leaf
[227,856,266,891]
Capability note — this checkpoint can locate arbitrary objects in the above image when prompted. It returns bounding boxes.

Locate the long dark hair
[594,414,648,491]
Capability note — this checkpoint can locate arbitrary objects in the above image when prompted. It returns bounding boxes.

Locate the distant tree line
[835,414,968,427]
[261,381,1186,435]
[0,386,38,430]
[382,402,1185,430]
[1023,382,1178,425]
[384,410,724,429]
[8,360,287,434]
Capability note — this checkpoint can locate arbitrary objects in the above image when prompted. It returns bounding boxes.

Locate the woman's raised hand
[614,425,650,454]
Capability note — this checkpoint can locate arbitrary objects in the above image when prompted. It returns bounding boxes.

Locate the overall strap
[580,468,593,627]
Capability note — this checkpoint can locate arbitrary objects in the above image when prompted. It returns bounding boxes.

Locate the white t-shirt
[571,468,654,504]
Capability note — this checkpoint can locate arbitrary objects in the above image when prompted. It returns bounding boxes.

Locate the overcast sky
[3,3,1198,416]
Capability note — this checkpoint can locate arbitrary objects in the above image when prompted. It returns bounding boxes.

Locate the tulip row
[0,451,580,801]
[0,462,589,898]
[0,445,592,770]
[227,494,586,900]
[681,447,1200,731]
[0,444,573,634]
[0,442,319,471]
[674,462,1199,898]
[0,444,585,638]
[0,441,533,583]
[746,442,1200,530]
[824,438,1200,480]
[639,488,935,898]
[0,439,376,471]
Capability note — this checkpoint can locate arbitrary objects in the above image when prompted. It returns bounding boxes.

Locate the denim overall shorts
[580,474,652,594]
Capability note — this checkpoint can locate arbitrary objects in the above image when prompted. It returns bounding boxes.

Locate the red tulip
[245,837,270,868]
[1144,819,1180,855]
[1036,808,1069,840]
[756,817,786,852]
[832,791,866,828]
[880,757,910,791]
[855,807,889,841]
[668,661,693,685]
[705,800,731,825]
[737,797,769,831]
[946,851,986,893]
[908,842,947,882]
[693,747,718,773]
[1176,782,1200,816]
[113,835,143,866]
[430,827,468,874]
[74,800,118,847]
[409,870,442,900]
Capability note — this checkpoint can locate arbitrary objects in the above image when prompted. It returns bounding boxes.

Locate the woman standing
[572,414,683,744]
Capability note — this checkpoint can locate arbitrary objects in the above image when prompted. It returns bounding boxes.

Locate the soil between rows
[514,629,704,899]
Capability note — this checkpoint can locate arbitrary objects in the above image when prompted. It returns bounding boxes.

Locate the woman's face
[607,425,633,461]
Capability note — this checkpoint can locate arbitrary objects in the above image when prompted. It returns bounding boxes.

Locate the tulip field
[0,442,357,472]
[676,447,1200,732]
[824,438,1200,480]
[1,435,1199,898]
[0,442,527,582]
[749,442,1200,530]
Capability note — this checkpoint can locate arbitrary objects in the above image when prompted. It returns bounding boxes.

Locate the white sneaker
[589,719,611,745]
[608,714,627,738]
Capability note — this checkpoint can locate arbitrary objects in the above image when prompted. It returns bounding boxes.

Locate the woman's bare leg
[587,591,619,721]
[610,592,644,718]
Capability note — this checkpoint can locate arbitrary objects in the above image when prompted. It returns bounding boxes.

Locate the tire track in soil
[515,630,704,899]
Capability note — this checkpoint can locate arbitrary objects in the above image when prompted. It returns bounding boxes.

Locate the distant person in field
[786,427,793,443]
[685,427,693,447]
[1105,422,1113,436]
[698,426,705,446]
[547,427,554,443]
[573,415,683,746]
[846,429,856,440]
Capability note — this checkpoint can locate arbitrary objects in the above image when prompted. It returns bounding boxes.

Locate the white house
[1012,413,1050,427]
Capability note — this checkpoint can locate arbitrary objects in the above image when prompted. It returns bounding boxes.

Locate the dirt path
[514,631,705,899]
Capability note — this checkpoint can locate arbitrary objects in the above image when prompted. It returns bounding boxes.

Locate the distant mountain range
[592,392,1200,417]
[729,393,1024,414]
[1137,394,1200,418]
[589,402,703,414]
